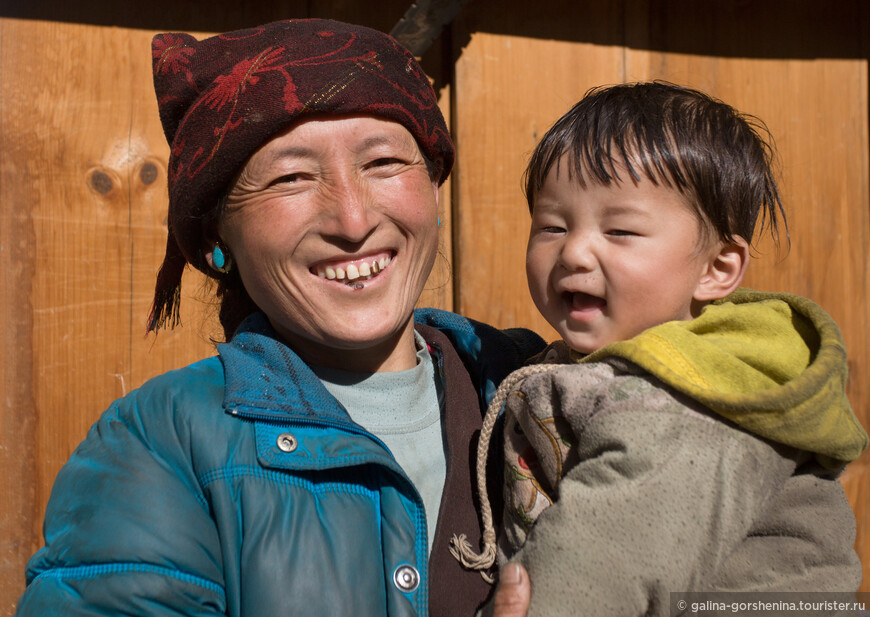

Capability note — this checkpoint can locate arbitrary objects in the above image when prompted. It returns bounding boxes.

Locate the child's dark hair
[524,81,787,246]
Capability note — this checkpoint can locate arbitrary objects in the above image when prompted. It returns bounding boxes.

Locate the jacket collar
[218,312,357,426]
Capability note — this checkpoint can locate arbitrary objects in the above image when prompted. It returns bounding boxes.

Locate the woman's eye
[368,157,403,168]
[270,173,301,185]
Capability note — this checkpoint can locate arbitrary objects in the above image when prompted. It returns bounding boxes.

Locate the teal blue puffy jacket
[16,310,544,616]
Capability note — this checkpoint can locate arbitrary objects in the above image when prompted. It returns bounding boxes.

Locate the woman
[16,20,539,617]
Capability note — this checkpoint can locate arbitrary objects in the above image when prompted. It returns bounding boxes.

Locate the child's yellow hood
[582,288,868,469]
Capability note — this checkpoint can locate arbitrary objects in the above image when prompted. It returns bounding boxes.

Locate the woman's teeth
[315,256,391,282]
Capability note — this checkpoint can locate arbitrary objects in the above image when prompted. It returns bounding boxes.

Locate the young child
[450,82,868,615]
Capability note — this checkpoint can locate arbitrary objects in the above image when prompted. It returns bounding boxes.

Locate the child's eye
[540,226,566,234]
[607,229,637,237]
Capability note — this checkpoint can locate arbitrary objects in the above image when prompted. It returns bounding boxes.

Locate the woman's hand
[490,563,531,617]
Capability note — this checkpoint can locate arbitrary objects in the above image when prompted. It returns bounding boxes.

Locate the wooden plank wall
[0,22,218,614]
[0,1,868,612]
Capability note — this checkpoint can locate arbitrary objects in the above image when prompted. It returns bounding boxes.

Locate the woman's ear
[204,233,234,274]
[202,219,233,274]
[202,214,230,273]
[205,247,218,271]
[693,236,750,302]
[432,179,441,207]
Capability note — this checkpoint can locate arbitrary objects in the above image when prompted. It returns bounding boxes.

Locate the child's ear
[693,236,750,302]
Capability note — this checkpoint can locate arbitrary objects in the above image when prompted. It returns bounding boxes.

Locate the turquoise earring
[212,242,233,274]
[437,217,441,228]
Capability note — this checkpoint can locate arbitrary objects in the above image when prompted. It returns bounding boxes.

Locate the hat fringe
[147,235,187,333]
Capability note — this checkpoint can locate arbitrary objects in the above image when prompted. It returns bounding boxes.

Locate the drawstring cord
[449,363,561,583]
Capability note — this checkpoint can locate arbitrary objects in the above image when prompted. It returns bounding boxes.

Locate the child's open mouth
[566,291,606,312]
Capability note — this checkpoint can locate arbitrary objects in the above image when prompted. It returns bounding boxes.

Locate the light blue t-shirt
[311,333,446,548]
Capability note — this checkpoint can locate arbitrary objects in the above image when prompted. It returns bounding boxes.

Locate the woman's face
[217,115,440,372]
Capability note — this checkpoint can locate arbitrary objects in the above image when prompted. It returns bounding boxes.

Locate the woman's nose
[322,179,376,243]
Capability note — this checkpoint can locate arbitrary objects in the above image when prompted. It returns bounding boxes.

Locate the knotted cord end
[449,533,496,583]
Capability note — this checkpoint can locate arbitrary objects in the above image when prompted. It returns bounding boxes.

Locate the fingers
[490,563,531,617]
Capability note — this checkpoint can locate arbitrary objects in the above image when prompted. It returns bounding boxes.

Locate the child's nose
[559,234,597,272]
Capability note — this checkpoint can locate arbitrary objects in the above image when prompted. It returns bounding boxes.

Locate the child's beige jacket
[490,290,866,616]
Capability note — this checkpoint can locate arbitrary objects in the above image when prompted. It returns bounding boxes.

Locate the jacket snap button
[393,564,419,592]
[276,433,297,453]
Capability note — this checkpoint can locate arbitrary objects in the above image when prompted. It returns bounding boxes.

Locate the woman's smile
[311,250,395,286]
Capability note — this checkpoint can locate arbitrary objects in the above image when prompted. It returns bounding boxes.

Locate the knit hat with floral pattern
[148,19,453,331]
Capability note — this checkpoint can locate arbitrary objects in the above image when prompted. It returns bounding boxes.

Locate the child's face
[526,159,721,354]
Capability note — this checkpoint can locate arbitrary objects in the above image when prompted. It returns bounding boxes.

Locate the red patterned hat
[149,19,454,331]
